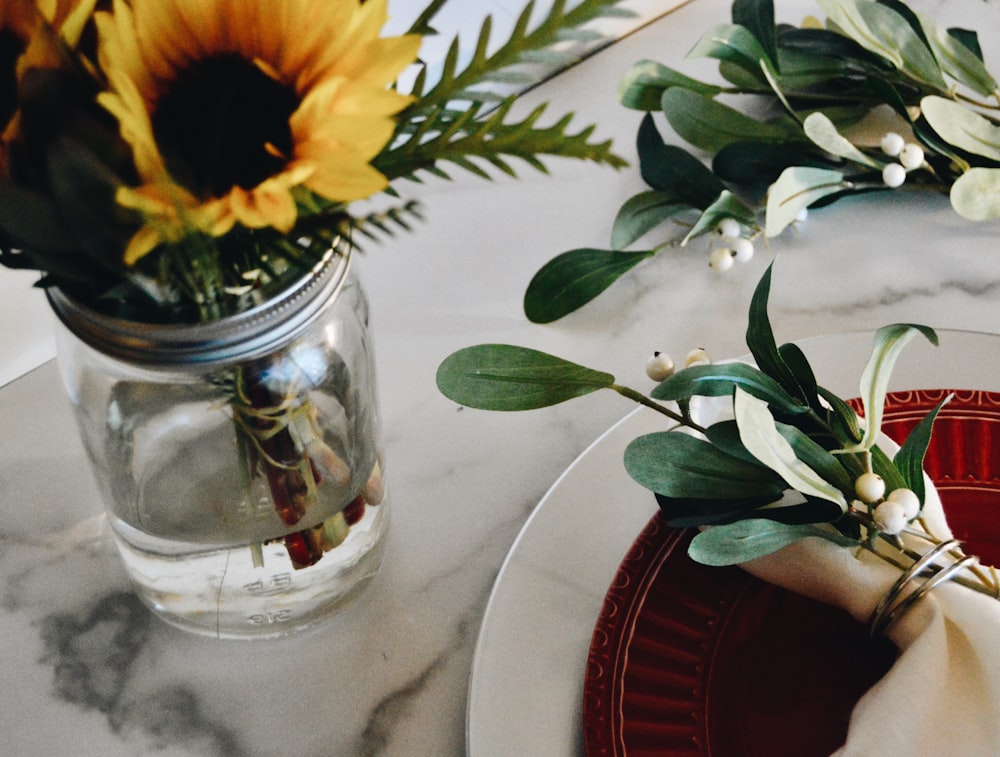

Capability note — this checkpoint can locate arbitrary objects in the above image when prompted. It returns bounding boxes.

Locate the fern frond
[376,99,627,183]
[343,201,427,250]
[397,0,633,121]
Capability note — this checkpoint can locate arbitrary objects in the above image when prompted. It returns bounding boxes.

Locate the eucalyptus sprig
[523,0,1000,323]
[438,263,998,597]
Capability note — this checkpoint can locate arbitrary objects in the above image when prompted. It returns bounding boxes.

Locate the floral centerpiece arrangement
[0,0,631,635]
[522,0,1000,323]
[438,262,998,602]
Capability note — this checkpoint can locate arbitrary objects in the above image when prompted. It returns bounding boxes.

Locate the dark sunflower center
[151,53,299,198]
[0,29,26,130]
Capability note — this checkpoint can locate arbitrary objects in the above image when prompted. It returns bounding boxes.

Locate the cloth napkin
[741,477,1000,756]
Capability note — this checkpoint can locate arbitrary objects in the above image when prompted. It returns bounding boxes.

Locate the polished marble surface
[2,1,999,755]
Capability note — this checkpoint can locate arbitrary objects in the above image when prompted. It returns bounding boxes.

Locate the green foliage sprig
[523,0,1000,323]
[437,262,998,596]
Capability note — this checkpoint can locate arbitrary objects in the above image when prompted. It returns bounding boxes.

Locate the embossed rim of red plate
[583,389,1000,757]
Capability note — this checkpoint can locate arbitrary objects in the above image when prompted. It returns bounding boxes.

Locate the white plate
[465,329,1000,756]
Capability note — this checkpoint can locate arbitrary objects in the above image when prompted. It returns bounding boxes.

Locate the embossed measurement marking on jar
[248,610,292,625]
[242,573,293,596]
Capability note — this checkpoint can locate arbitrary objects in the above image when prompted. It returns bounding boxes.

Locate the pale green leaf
[688,519,837,566]
[651,362,808,417]
[921,96,1000,163]
[765,166,846,237]
[734,388,848,506]
[803,112,881,168]
[840,324,938,453]
[917,12,999,98]
[951,168,1000,221]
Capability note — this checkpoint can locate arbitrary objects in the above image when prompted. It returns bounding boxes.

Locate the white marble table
[2,1,999,755]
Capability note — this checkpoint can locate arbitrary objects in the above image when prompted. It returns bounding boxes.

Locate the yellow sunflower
[94,0,421,265]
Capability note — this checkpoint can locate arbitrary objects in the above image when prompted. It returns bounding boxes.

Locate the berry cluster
[645,347,711,382]
[854,471,921,536]
[880,132,926,188]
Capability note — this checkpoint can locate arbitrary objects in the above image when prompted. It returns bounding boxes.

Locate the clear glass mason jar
[47,246,387,639]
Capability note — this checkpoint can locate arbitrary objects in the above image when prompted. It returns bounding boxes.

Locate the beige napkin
[740,478,1000,756]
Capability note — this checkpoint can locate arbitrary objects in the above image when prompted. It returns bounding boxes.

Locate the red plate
[583,390,1000,757]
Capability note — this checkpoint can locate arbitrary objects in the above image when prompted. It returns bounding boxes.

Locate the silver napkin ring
[869,539,979,639]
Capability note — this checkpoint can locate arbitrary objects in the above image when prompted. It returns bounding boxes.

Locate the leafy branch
[522,0,1000,322]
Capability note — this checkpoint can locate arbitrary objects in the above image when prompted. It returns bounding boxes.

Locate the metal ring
[869,539,977,639]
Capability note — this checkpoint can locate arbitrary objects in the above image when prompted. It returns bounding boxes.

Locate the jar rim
[46,244,352,366]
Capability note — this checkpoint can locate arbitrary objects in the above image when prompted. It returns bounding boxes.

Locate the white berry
[855,472,886,503]
[882,163,906,188]
[709,246,735,272]
[899,143,925,171]
[729,236,754,263]
[886,488,920,520]
[873,500,909,535]
[685,347,711,367]
[880,132,905,157]
[645,351,675,382]
[716,218,741,238]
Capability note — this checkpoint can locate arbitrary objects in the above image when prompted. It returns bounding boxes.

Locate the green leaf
[840,324,938,453]
[650,362,808,416]
[687,23,771,75]
[920,96,1000,163]
[777,342,819,410]
[817,385,864,447]
[871,443,907,493]
[817,0,947,91]
[0,181,76,253]
[774,421,854,495]
[610,191,692,250]
[688,519,835,566]
[617,59,722,111]
[624,432,784,500]
[435,344,614,410]
[732,0,778,71]
[916,12,998,97]
[713,141,837,187]
[734,388,849,506]
[703,420,762,464]
[523,248,655,323]
[950,168,1000,221]
[682,190,756,244]
[893,394,951,505]
[765,166,847,237]
[654,490,778,526]
[661,88,799,153]
[746,263,809,403]
[802,112,881,169]
[636,114,723,208]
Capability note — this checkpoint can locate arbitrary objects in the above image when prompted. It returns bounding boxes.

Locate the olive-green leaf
[611,191,692,250]
[688,519,835,566]
[661,88,799,154]
[651,362,807,416]
[765,166,846,237]
[917,12,998,97]
[774,420,854,495]
[436,344,614,410]
[951,168,1000,221]
[617,59,722,111]
[746,263,808,403]
[840,323,938,453]
[893,393,951,506]
[803,112,881,169]
[921,96,1000,163]
[734,388,848,506]
[523,248,655,323]
[624,432,784,500]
